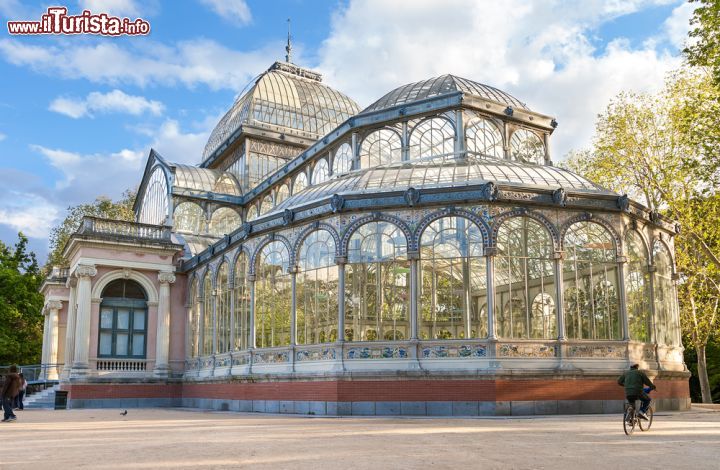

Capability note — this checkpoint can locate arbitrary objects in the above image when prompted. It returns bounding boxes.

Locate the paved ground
[1,408,719,469]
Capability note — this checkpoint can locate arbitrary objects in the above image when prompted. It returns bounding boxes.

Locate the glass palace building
[40,60,690,415]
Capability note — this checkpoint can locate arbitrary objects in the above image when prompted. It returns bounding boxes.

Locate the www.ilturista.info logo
[7,6,150,36]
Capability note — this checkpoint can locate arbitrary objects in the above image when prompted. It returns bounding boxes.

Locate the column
[617,256,630,341]
[401,121,410,161]
[248,275,256,349]
[336,257,346,342]
[351,132,359,170]
[62,281,77,378]
[454,108,464,157]
[40,309,50,379]
[554,253,566,341]
[72,264,97,376]
[46,300,62,380]
[647,265,658,344]
[290,267,297,346]
[408,253,419,340]
[485,249,497,340]
[211,287,218,355]
[154,271,176,377]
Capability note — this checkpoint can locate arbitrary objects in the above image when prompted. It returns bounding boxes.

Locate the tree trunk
[697,344,713,404]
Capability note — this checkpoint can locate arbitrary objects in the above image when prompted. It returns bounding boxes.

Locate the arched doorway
[98,279,148,358]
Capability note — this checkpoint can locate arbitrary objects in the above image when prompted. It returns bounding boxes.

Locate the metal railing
[0,363,63,383]
[78,216,171,241]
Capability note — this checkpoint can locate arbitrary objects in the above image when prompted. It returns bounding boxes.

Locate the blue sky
[0,0,694,261]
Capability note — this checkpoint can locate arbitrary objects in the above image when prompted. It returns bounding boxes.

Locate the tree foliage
[685,0,720,85]
[0,233,44,365]
[47,190,136,268]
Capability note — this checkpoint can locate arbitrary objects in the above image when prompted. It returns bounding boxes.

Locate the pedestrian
[1,365,21,422]
[14,373,27,410]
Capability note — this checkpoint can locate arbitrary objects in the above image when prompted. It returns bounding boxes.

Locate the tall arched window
[174,201,205,234]
[313,158,330,185]
[255,241,291,348]
[419,217,486,339]
[293,172,308,194]
[495,217,556,339]
[234,252,250,350]
[208,207,240,237]
[359,129,402,169]
[509,129,545,165]
[202,272,213,355]
[333,143,353,175]
[260,194,273,215]
[216,263,231,353]
[625,231,651,342]
[409,117,455,160]
[139,166,169,225]
[246,205,257,222]
[99,279,148,358]
[653,242,679,346]
[563,222,620,339]
[188,278,200,358]
[275,184,290,206]
[297,230,338,345]
[345,221,409,341]
[465,116,503,158]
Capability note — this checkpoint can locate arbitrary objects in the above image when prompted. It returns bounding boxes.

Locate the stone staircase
[23,384,60,409]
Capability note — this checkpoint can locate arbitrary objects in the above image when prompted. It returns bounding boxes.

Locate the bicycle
[623,387,654,435]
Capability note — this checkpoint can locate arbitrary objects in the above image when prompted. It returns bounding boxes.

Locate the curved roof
[203,62,360,161]
[173,164,242,196]
[273,154,614,213]
[361,75,528,114]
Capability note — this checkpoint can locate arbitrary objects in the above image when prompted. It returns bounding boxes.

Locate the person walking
[14,373,27,410]
[2,365,21,422]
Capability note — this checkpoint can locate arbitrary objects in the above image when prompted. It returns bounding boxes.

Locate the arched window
[139,166,168,225]
[313,158,330,185]
[188,278,200,358]
[531,293,556,339]
[495,217,556,339]
[345,221,409,341]
[297,230,338,345]
[359,129,402,169]
[333,143,353,175]
[510,129,545,164]
[563,222,620,339]
[419,217,486,340]
[234,252,250,351]
[99,279,148,358]
[260,194,273,215]
[465,117,503,158]
[174,201,205,234]
[275,184,290,206]
[653,242,679,346]
[216,263,231,353]
[625,231,651,342]
[246,205,257,222]
[255,241,291,348]
[208,207,240,237]
[293,172,308,194]
[409,117,455,160]
[202,272,213,355]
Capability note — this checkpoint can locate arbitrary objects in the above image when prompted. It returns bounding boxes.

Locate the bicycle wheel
[623,407,636,435]
[639,406,654,431]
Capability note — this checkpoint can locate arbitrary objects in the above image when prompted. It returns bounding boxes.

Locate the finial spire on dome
[285,18,292,63]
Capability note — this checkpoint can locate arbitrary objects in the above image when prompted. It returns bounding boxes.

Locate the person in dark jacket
[14,372,27,410]
[618,364,656,419]
[1,365,21,422]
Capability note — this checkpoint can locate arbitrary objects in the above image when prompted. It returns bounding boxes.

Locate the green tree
[0,233,44,365]
[565,68,720,403]
[47,189,136,268]
[685,0,720,85]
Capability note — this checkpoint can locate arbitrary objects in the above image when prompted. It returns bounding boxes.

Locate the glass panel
[99,333,112,355]
[117,309,130,329]
[100,309,114,329]
[625,231,651,342]
[133,310,146,330]
[116,333,128,355]
[255,241,292,348]
[132,334,145,356]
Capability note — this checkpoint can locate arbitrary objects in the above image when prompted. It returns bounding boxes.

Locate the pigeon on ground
[120,410,128,416]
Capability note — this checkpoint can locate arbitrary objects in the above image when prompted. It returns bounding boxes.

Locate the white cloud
[77,0,141,17]
[199,0,251,26]
[148,119,211,165]
[49,89,164,119]
[0,190,60,238]
[318,0,689,159]
[664,1,696,49]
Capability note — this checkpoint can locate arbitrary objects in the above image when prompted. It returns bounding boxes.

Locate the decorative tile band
[346,347,408,359]
[422,344,487,359]
[498,343,557,358]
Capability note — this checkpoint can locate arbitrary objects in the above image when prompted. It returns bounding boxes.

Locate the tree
[47,190,136,269]
[564,68,720,403]
[0,233,44,365]
[685,0,720,85]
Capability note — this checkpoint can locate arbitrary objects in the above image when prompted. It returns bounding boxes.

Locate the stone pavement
[1,407,718,469]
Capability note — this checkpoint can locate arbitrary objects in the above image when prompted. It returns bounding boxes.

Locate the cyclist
[618,364,656,420]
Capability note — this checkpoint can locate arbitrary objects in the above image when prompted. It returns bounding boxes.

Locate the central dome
[202,62,360,162]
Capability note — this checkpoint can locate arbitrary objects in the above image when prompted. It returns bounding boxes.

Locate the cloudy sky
[0,0,695,260]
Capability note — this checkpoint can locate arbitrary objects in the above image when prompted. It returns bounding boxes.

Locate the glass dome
[203,62,360,162]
